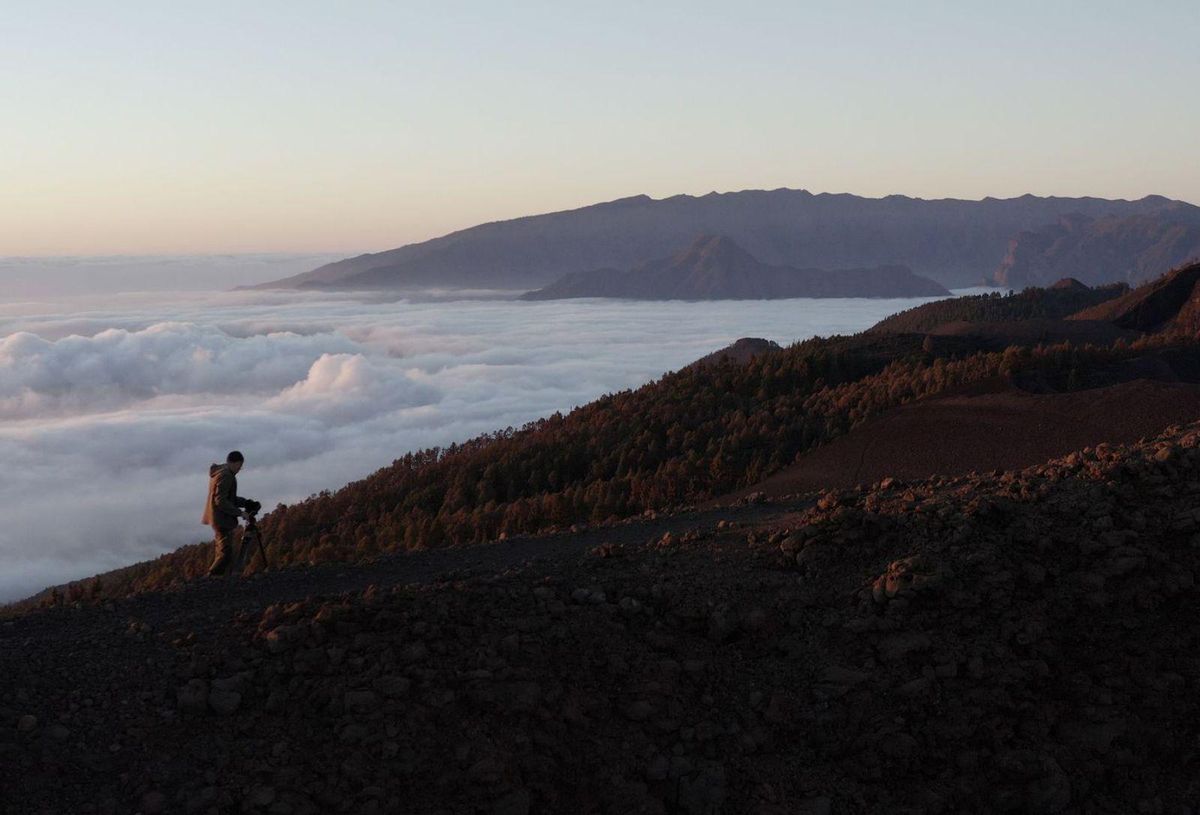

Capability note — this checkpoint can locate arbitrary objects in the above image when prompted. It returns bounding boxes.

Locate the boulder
[208,689,241,716]
[176,679,209,713]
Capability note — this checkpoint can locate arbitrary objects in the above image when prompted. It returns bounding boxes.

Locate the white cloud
[267,353,440,421]
[0,285,957,602]
[0,321,362,418]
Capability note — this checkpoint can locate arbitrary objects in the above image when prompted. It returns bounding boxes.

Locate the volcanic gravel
[6,424,1200,813]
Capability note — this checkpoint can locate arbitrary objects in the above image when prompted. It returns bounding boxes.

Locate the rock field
[6,424,1200,813]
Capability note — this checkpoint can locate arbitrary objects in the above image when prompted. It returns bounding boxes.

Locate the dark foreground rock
[7,424,1200,813]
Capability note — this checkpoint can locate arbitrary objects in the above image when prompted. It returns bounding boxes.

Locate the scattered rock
[344,690,380,713]
[140,791,166,814]
[1026,757,1071,813]
[208,689,241,716]
[245,785,276,808]
[624,700,654,721]
[877,631,932,662]
[799,796,832,815]
[493,788,531,815]
[677,763,726,815]
[176,679,209,713]
[11,420,1200,814]
[371,675,411,698]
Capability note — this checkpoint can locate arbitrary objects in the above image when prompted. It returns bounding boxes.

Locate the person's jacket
[202,463,249,529]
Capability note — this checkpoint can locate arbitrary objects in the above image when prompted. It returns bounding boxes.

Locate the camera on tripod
[237,498,270,572]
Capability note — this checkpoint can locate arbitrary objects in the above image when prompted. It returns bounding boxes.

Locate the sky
[0,287,978,601]
[0,253,345,297]
[3,1,1198,256]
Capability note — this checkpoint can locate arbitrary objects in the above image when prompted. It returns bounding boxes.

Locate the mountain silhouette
[253,189,1195,291]
[992,207,1200,288]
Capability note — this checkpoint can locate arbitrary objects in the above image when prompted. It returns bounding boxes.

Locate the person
[202,450,254,576]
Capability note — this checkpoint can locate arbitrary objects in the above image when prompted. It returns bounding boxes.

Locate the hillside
[921,319,1139,350]
[12,259,1200,814]
[992,208,1200,288]
[868,280,1127,334]
[1070,261,1200,332]
[8,422,1200,812]
[726,378,1200,499]
[688,338,782,369]
[254,190,1193,291]
[21,331,1200,610]
[17,263,1200,611]
[519,235,949,300]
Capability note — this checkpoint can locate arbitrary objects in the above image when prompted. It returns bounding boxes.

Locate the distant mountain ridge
[992,206,1200,288]
[519,235,950,300]
[255,189,1196,291]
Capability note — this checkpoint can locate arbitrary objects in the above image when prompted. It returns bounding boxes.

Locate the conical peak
[672,234,758,268]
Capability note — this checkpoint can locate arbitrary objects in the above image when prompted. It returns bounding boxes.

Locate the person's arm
[212,469,243,518]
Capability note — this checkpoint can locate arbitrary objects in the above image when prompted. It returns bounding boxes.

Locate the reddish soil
[927,318,1138,345]
[729,379,1200,499]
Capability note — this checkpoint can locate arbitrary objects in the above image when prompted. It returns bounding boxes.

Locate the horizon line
[4,187,1193,261]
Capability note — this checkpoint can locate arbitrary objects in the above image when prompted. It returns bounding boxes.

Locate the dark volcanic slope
[26,326,1200,609]
[688,337,782,369]
[992,208,1200,288]
[258,190,1192,290]
[924,318,1138,348]
[729,379,1200,499]
[8,425,1200,812]
[1070,261,1200,332]
[520,235,949,300]
[869,281,1127,334]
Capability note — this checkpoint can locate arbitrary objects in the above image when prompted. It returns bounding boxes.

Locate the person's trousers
[207,525,238,576]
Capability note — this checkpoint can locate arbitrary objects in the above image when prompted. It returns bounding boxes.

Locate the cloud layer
[0,286,960,601]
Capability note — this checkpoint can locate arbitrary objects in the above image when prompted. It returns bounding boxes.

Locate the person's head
[226,450,244,474]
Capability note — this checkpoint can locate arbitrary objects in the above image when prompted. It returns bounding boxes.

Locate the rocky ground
[6,423,1200,814]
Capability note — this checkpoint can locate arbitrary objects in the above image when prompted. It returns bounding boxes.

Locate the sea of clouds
[0,280,971,602]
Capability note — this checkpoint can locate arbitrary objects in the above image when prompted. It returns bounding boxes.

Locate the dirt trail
[1,499,808,815]
[1,501,796,648]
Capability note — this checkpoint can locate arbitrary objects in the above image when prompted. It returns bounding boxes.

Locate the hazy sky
[4,1,1198,255]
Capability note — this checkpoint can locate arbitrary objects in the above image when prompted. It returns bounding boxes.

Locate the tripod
[210,511,272,653]
[241,513,271,573]
[224,511,271,586]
